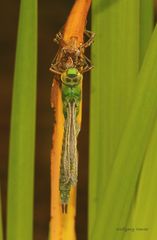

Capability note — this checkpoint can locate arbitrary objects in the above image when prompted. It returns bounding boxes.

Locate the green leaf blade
[90,24,157,240]
[7,0,37,240]
[127,120,157,240]
[89,0,139,238]
[140,0,153,64]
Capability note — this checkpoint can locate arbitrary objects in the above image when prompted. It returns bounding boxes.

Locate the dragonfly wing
[70,102,80,185]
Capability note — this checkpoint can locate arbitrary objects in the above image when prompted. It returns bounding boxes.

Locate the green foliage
[89,0,154,239]
[7,0,37,239]
[89,0,140,237]
[140,0,153,64]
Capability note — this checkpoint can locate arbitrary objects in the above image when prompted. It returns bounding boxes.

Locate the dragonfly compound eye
[67,68,78,77]
[66,78,71,83]
[61,68,83,86]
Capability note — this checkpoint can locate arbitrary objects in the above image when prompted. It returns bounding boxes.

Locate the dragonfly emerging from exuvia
[50,29,95,213]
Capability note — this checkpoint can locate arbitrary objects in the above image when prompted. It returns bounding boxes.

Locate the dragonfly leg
[49,48,65,74]
[80,30,95,49]
[53,31,63,44]
[81,54,94,73]
[84,29,95,38]
[49,64,62,75]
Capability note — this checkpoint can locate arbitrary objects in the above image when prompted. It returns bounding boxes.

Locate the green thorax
[61,68,82,118]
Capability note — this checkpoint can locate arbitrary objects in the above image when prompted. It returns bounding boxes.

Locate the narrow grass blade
[123,1,154,239]
[89,0,139,237]
[7,0,37,239]
[90,25,157,240]
[125,119,157,240]
[0,190,3,240]
[140,0,153,64]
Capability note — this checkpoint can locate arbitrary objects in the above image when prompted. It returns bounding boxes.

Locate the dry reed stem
[50,0,91,239]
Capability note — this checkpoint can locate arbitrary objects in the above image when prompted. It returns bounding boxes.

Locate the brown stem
[50,0,91,239]
[64,0,92,43]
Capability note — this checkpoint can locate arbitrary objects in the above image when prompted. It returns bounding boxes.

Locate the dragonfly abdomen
[60,101,80,209]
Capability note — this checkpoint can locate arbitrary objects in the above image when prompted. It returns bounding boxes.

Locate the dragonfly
[50,29,95,213]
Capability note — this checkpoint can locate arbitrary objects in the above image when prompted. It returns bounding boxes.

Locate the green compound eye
[67,68,78,78]
[66,78,71,83]
[61,68,82,86]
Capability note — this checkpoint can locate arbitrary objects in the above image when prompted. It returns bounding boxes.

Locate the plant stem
[50,0,91,239]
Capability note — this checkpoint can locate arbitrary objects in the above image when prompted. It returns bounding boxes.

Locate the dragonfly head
[61,68,82,86]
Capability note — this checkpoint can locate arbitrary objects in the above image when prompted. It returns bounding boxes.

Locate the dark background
[0,1,91,240]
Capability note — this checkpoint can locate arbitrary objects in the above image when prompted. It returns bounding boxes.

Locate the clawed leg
[49,48,64,74]
[49,58,62,75]
[53,31,63,44]
[49,66,62,75]
[49,57,61,74]
[81,30,95,49]
[81,54,94,73]
[49,58,65,75]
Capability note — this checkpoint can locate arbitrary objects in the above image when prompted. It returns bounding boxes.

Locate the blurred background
[0,1,91,239]
[0,1,157,240]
